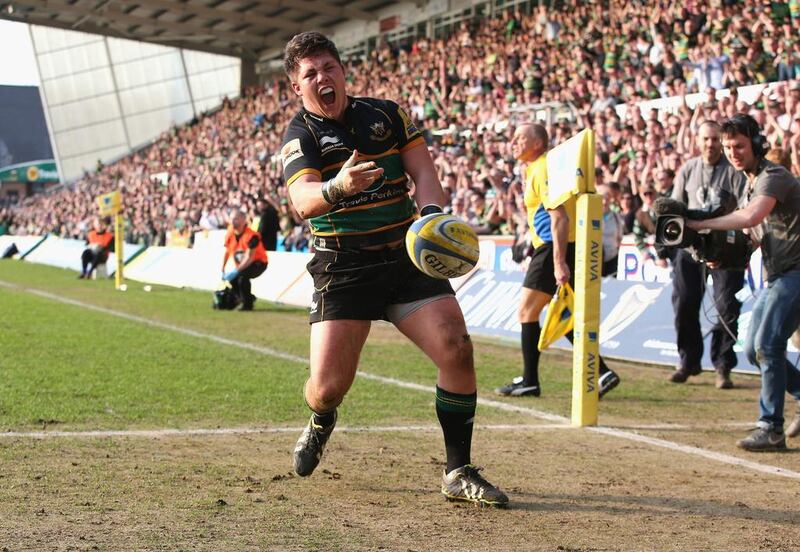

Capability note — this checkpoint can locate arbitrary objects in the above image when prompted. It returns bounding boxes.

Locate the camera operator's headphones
[727,113,769,157]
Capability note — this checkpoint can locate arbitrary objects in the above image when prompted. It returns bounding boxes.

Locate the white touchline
[3,279,799,481]
[0,424,571,440]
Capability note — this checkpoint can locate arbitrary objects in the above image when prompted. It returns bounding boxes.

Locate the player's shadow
[508,492,800,524]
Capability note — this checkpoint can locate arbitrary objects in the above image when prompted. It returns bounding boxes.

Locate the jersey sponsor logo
[281,138,304,167]
[319,134,345,154]
[397,107,418,140]
[369,121,392,141]
[320,135,340,147]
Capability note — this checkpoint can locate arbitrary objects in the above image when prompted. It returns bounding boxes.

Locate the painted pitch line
[3,280,800,480]
[0,422,753,440]
[0,423,571,440]
[590,427,800,480]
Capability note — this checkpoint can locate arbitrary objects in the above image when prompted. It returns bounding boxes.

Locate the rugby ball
[405,213,479,279]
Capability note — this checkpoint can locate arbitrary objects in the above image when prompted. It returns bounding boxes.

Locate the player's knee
[307,380,346,412]
[443,330,474,369]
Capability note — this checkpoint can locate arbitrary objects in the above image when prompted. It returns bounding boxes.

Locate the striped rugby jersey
[281,96,425,249]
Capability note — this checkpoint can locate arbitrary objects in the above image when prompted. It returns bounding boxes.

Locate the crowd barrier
[0,234,45,258]
[10,232,796,373]
[15,235,144,276]
[463,237,793,375]
[123,237,315,307]
[614,236,766,288]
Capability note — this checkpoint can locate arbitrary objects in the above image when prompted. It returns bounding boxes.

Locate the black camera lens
[663,220,683,242]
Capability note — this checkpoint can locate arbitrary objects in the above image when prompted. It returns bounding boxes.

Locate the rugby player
[280,31,507,507]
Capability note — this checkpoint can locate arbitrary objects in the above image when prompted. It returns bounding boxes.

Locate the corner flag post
[114,212,124,289]
[544,129,603,426]
[572,192,602,427]
[96,190,124,289]
[571,129,602,427]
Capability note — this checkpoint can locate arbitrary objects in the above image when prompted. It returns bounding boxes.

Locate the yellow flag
[538,283,575,350]
[96,190,121,216]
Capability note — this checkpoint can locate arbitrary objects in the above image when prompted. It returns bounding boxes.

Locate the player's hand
[339,150,384,196]
[706,261,720,270]
[554,260,570,286]
[655,258,668,268]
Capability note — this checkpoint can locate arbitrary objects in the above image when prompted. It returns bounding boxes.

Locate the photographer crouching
[665,121,748,389]
[684,114,800,452]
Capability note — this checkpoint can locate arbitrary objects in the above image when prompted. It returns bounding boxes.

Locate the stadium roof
[0,0,400,62]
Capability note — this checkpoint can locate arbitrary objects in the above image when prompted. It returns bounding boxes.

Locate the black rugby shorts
[306,247,454,323]
[522,241,576,296]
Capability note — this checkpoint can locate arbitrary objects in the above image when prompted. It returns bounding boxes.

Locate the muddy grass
[2,425,799,551]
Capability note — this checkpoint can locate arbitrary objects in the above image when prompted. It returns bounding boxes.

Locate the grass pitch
[1,260,799,551]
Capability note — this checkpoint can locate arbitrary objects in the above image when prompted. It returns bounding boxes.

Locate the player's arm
[687,195,775,231]
[288,150,384,219]
[401,143,446,212]
[549,204,570,286]
[391,100,444,213]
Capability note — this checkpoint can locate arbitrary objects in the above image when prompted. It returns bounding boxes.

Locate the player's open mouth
[320,86,336,106]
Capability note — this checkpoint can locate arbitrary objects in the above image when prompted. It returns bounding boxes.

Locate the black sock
[565,331,609,375]
[435,386,476,473]
[521,322,541,387]
[312,409,336,428]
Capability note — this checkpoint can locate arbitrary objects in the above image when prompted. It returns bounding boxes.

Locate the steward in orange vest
[79,217,114,279]
[221,210,268,310]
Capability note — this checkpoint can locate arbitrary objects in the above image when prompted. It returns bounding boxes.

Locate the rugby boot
[441,464,509,508]
[293,410,337,476]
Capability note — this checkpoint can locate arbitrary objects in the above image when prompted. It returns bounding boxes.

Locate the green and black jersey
[281,96,425,250]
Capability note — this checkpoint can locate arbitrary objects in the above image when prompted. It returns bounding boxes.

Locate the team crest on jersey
[369,121,392,141]
[281,138,304,167]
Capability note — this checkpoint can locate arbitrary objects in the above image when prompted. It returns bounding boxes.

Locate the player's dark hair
[284,32,342,78]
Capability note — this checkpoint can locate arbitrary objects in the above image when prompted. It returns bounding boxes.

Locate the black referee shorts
[306,247,454,323]
[522,241,576,296]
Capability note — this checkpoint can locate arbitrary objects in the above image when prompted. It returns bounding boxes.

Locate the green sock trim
[436,386,477,414]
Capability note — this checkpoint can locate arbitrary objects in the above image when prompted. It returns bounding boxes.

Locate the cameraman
[687,114,800,452]
[667,121,747,389]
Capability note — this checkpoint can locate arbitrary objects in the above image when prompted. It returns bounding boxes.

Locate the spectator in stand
[7,1,800,257]
[597,183,624,278]
[632,183,666,268]
[255,195,281,250]
[619,189,638,234]
[466,189,503,235]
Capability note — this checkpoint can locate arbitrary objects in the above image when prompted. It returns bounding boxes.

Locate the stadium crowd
[4,0,800,252]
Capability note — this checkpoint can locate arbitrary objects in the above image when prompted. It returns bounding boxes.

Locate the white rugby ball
[405,213,479,279]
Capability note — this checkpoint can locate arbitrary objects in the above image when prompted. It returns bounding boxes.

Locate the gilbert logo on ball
[405,213,479,279]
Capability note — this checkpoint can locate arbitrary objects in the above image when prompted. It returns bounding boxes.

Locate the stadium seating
[3,1,798,246]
